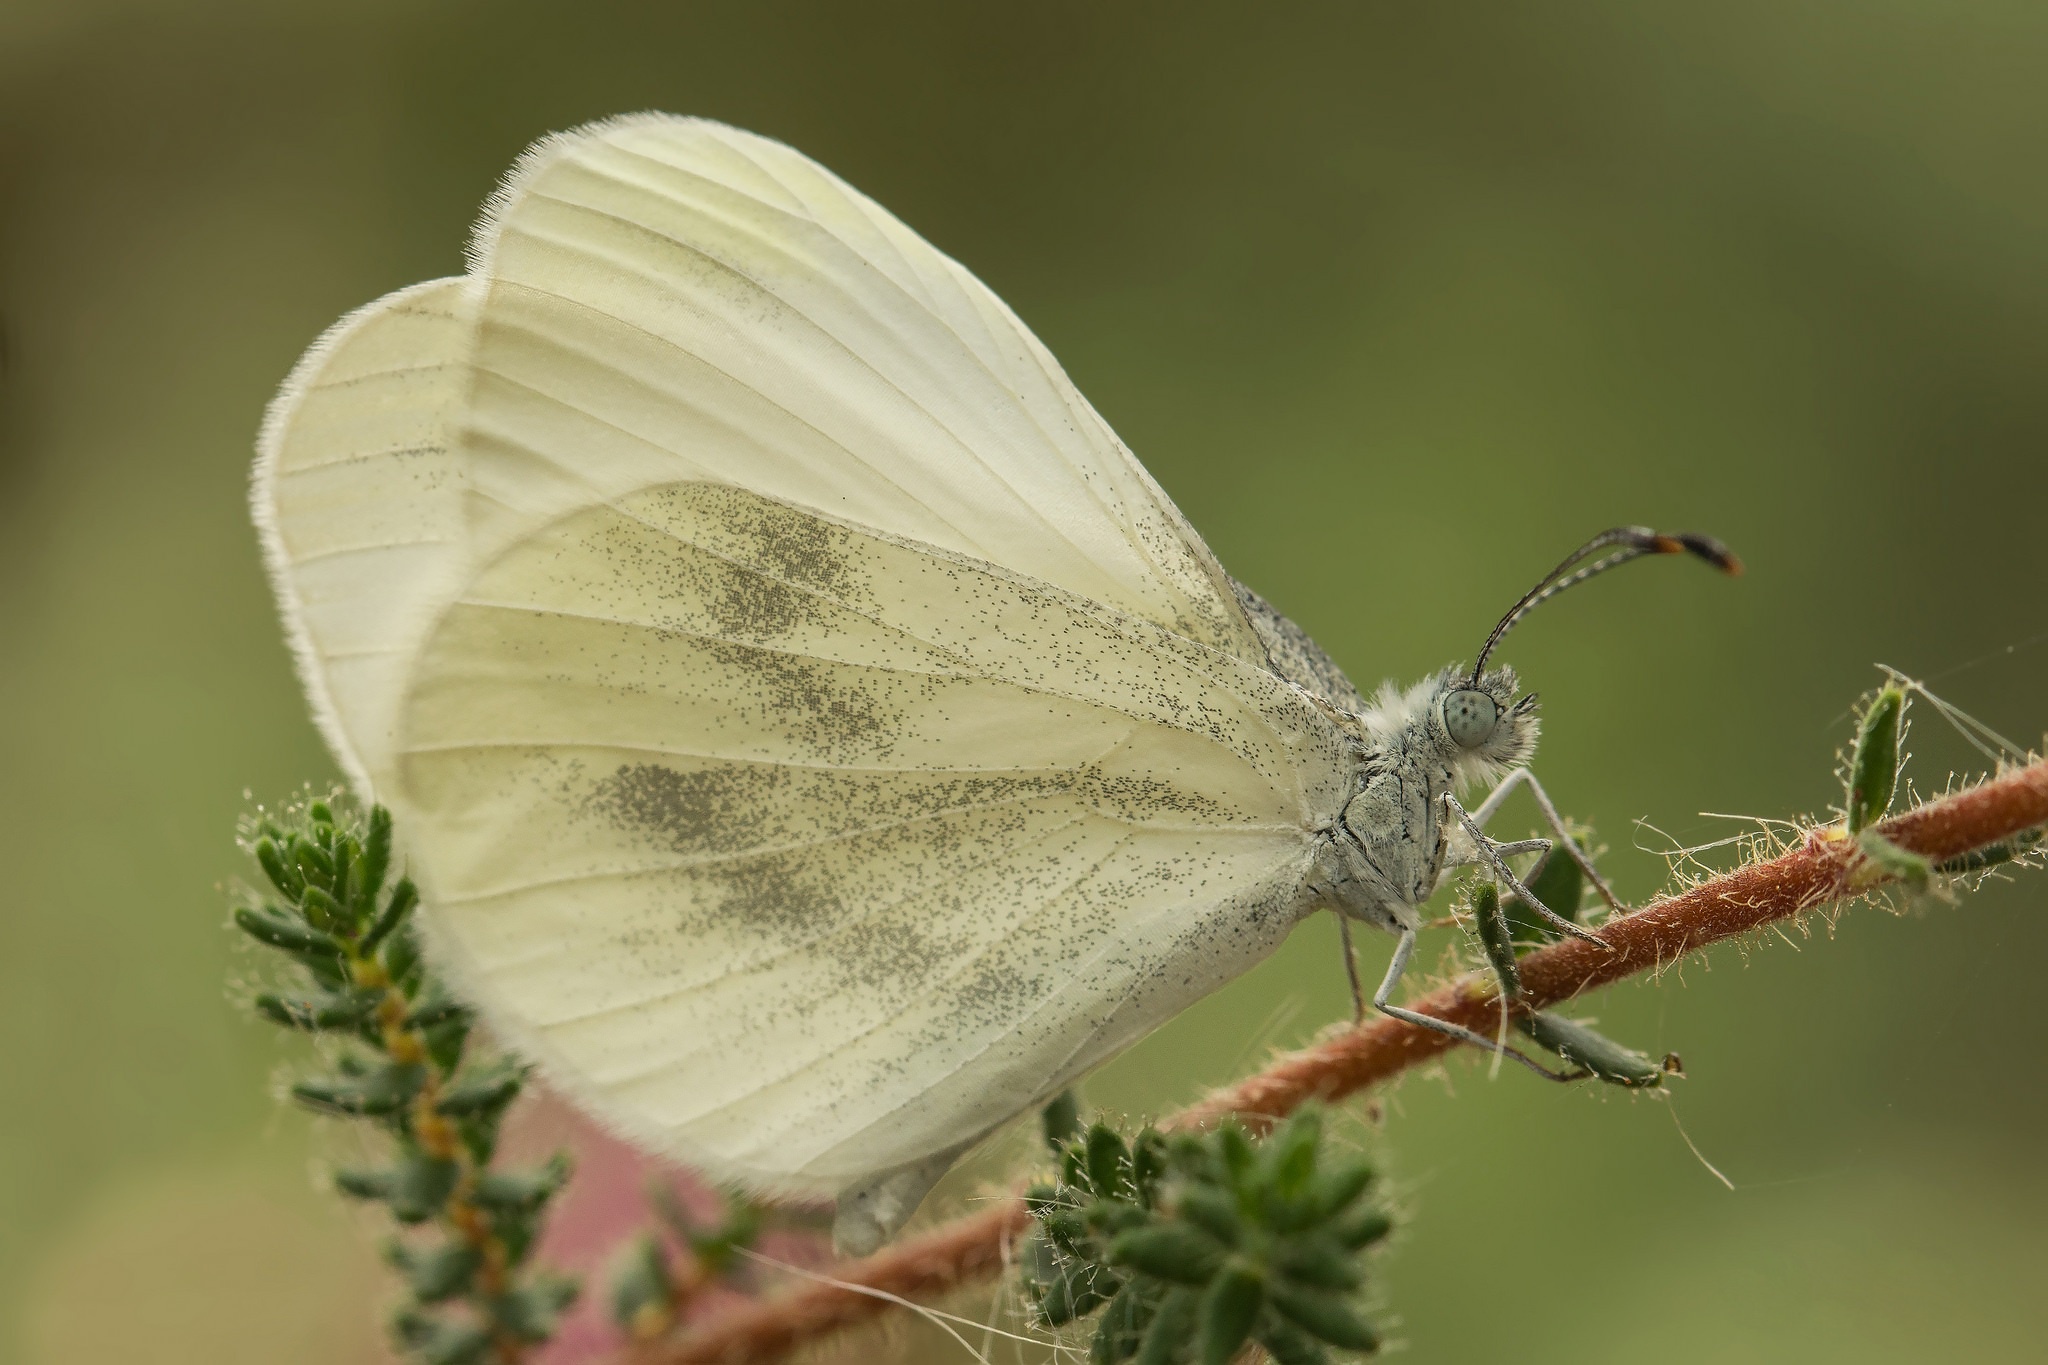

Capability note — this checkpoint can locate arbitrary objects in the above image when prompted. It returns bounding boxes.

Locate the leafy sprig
[235,798,577,1364]
[1023,1101,1389,1365]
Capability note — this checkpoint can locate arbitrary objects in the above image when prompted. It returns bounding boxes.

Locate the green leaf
[437,1069,523,1118]
[1848,685,1905,834]
[363,878,419,955]
[1331,1207,1393,1251]
[1039,1265,1118,1327]
[490,1274,580,1342]
[391,1310,492,1365]
[1133,1287,1199,1365]
[422,1014,472,1073]
[254,988,379,1031]
[1197,1265,1263,1365]
[1131,1130,1169,1204]
[291,834,336,888]
[1109,1224,1227,1285]
[1175,1186,1242,1248]
[1936,829,2044,874]
[610,1234,675,1335]
[389,1239,482,1303]
[291,1061,425,1118]
[1268,1279,1378,1351]
[1042,1090,1083,1151]
[357,805,394,911]
[1297,1160,1375,1226]
[1273,1236,1362,1292]
[1504,842,1588,945]
[472,1154,571,1212]
[387,1148,462,1224]
[333,1167,395,1202]
[254,836,302,899]
[1092,1278,1161,1365]
[1256,1319,1336,1365]
[1257,1109,1322,1200]
[233,906,343,962]
[382,923,424,996]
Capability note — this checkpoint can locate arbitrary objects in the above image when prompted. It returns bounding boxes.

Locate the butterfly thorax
[1309,666,1539,934]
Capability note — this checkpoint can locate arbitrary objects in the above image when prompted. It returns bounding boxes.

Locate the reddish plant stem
[626,758,2048,1365]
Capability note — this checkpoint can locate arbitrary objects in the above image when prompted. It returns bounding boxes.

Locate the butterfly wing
[398,481,1345,1190]
[256,116,1357,1194]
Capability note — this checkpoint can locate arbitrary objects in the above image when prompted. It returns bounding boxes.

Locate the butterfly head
[1429,666,1540,786]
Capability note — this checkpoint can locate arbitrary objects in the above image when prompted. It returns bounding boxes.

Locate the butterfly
[255,114,1735,1254]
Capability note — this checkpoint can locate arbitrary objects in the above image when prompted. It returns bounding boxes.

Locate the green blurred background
[4,3,2045,1361]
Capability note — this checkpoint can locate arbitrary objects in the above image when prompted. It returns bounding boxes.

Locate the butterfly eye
[1443,688,1500,748]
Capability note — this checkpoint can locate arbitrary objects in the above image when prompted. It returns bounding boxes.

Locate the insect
[254,115,1738,1255]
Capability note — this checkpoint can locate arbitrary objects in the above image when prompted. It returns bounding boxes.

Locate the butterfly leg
[1467,767,1625,918]
[1447,795,1610,948]
[1336,914,1369,1025]
[1371,926,1580,1081]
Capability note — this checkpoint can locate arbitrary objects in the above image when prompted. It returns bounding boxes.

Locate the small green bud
[1130,1129,1168,1202]
[1086,1123,1130,1198]
[1197,1264,1264,1365]
[1268,1279,1378,1352]
[1042,1090,1083,1151]
[1111,1223,1226,1285]
[1216,1123,1254,1184]
[1848,685,1905,834]
[1856,828,1931,887]
[422,1014,472,1073]
[308,800,334,827]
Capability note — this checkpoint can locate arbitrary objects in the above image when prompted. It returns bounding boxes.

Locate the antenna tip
[1663,531,1743,577]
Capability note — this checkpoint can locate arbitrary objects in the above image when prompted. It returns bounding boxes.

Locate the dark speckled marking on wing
[396,481,1351,1188]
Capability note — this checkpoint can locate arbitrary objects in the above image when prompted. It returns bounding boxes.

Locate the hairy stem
[621,757,2048,1365]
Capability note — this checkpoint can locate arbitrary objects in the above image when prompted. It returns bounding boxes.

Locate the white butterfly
[255,114,1734,1253]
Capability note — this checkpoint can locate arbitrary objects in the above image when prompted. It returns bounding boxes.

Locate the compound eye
[1443,688,1500,749]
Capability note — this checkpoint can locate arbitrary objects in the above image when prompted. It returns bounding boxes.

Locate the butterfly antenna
[1469,527,1742,684]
